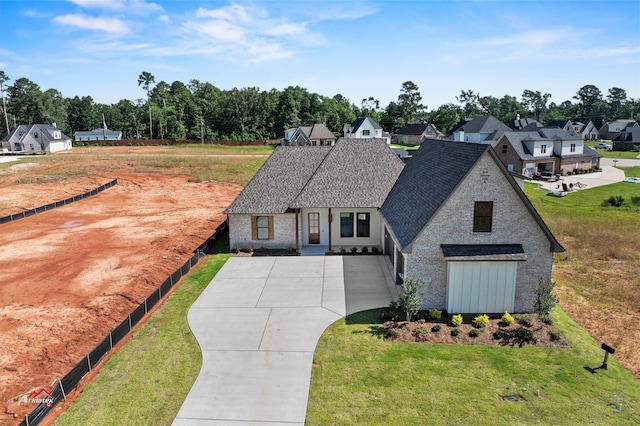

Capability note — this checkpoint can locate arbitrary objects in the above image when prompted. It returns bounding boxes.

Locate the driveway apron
[173,255,395,425]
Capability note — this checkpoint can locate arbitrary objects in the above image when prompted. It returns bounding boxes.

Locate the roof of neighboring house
[224,146,331,214]
[547,120,572,129]
[492,129,600,160]
[290,138,404,208]
[285,123,336,143]
[453,115,511,135]
[344,116,385,137]
[3,124,70,142]
[74,128,122,136]
[225,138,404,214]
[394,122,431,135]
[380,139,564,252]
[510,117,542,130]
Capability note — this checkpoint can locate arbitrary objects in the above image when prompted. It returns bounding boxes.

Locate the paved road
[173,255,397,425]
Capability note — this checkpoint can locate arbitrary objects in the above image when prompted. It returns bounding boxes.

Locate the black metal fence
[17,220,229,426]
[0,179,118,225]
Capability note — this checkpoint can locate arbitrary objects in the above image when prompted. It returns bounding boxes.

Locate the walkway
[173,255,397,425]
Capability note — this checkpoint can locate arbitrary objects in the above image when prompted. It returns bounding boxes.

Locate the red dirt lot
[0,167,240,423]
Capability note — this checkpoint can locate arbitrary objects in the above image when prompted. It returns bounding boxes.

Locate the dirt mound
[0,169,240,423]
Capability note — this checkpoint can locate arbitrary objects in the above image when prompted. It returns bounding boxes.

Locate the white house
[343,117,390,143]
[2,124,72,153]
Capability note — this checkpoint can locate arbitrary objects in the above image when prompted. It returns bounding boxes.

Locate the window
[570,143,576,152]
[502,144,508,154]
[340,212,354,237]
[362,129,370,136]
[540,144,547,154]
[473,202,493,232]
[356,213,370,237]
[251,216,273,240]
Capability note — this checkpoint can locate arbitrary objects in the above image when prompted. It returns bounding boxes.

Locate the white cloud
[54,14,131,34]
[66,0,163,15]
[67,0,126,10]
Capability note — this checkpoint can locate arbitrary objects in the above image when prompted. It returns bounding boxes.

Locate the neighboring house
[572,121,599,140]
[599,119,638,140]
[1,124,72,154]
[488,128,601,176]
[611,122,640,150]
[343,117,391,143]
[281,123,336,146]
[391,121,443,144]
[225,138,404,252]
[546,120,575,136]
[510,115,542,131]
[75,128,123,141]
[451,115,511,142]
[379,140,564,313]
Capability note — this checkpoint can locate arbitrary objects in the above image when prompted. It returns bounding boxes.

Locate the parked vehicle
[623,177,639,184]
[594,143,611,150]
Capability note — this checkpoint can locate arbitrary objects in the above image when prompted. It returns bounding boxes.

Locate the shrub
[385,327,400,338]
[431,324,442,333]
[340,247,347,254]
[493,329,506,340]
[513,327,537,344]
[361,246,369,254]
[247,246,254,253]
[451,327,460,336]
[500,312,514,327]
[414,326,429,342]
[518,315,533,327]
[372,246,380,254]
[398,276,425,323]
[451,314,463,327]
[351,247,358,254]
[473,314,489,329]
[549,329,562,341]
[534,278,559,320]
[235,247,242,254]
[428,309,442,320]
[469,328,480,338]
[602,195,625,207]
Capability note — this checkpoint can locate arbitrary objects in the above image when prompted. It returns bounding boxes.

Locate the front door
[308,212,320,244]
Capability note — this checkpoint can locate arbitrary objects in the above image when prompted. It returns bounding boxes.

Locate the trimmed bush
[493,329,506,340]
[473,314,490,329]
[451,327,460,336]
[451,314,463,327]
[500,312,514,327]
[549,329,563,342]
[469,328,480,338]
[431,324,442,333]
[518,315,533,327]
[428,309,442,320]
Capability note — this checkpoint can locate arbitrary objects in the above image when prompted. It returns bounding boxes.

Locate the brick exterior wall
[403,154,553,313]
[228,213,297,250]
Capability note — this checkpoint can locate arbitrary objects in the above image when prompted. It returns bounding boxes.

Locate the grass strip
[307,308,640,425]
[54,253,231,426]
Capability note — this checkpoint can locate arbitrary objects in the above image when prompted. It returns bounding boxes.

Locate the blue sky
[1,0,639,109]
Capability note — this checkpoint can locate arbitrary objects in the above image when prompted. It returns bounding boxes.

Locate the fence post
[87,354,92,371]
[58,378,67,401]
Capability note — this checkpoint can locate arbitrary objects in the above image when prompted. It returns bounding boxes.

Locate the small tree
[398,275,425,323]
[534,278,559,322]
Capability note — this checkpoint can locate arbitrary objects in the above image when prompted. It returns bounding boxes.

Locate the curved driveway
[173,255,396,425]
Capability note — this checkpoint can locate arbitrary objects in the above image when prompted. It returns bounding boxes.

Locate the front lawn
[307,308,640,425]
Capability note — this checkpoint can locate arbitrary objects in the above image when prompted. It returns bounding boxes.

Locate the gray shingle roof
[290,138,404,208]
[380,139,564,252]
[224,146,331,214]
[394,122,430,136]
[457,115,511,134]
[308,123,336,140]
[441,244,527,260]
[380,140,490,249]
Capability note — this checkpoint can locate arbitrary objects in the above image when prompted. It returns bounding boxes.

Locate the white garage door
[447,261,516,314]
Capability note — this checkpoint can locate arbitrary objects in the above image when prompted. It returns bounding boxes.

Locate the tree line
[0,70,637,141]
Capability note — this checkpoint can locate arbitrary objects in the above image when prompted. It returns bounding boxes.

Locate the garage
[442,244,526,314]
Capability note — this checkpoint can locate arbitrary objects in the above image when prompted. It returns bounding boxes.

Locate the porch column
[328,208,332,251]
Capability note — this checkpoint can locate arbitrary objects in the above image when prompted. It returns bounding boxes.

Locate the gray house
[451,115,511,142]
[281,123,336,146]
[225,138,404,252]
[380,140,564,313]
[2,124,72,153]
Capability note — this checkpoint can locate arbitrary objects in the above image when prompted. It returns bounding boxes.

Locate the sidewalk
[535,165,626,192]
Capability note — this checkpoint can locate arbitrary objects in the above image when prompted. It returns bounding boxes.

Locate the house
[379,140,564,313]
[599,119,638,140]
[225,138,404,252]
[281,123,336,146]
[451,115,511,142]
[572,121,599,140]
[546,120,575,136]
[1,124,72,154]
[611,122,640,150]
[343,117,391,143]
[75,127,123,141]
[391,121,443,144]
[488,128,601,176]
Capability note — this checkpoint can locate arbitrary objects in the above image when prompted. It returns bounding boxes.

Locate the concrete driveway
[173,255,397,425]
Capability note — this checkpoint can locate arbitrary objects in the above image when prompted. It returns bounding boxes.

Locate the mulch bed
[382,310,568,348]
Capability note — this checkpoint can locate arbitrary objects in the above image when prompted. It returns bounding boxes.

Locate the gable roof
[290,138,404,208]
[394,122,431,136]
[225,138,404,214]
[454,115,511,134]
[224,146,331,214]
[308,123,336,140]
[380,139,564,252]
[344,116,383,136]
[4,124,70,143]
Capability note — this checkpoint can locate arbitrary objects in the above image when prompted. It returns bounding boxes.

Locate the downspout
[295,209,299,251]
[328,208,332,251]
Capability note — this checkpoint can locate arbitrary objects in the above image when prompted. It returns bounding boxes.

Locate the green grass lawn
[306,309,640,425]
[585,141,640,159]
[54,253,231,426]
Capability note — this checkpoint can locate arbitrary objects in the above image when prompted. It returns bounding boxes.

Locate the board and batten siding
[446,261,517,314]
